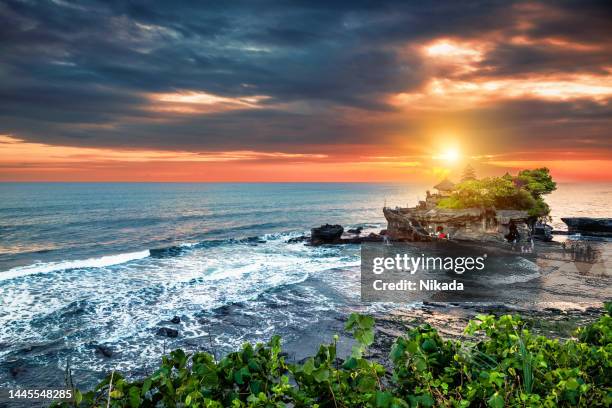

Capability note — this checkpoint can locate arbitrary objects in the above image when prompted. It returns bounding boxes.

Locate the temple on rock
[418,178,455,210]
[383,179,530,242]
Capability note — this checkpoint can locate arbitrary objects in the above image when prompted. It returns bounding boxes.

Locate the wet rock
[170,316,181,324]
[150,246,185,258]
[94,344,113,358]
[287,235,308,244]
[561,217,612,235]
[347,227,363,234]
[243,236,267,245]
[310,224,344,245]
[156,327,179,338]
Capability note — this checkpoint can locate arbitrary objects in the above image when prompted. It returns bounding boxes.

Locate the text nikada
[372,279,464,291]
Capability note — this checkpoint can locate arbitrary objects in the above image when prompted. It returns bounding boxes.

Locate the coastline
[280,301,608,366]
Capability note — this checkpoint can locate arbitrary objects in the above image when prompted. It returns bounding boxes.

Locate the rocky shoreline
[287,223,386,245]
[281,220,610,367]
[280,301,608,370]
[362,302,607,370]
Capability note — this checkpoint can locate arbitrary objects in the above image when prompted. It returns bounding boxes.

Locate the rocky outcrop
[156,327,179,338]
[562,217,612,236]
[305,224,385,245]
[382,208,432,241]
[384,207,530,242]
[310,224,344,245]
[94,344,113,358]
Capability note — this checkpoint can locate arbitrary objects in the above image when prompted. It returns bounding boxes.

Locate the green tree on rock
[437,168,556,219]
[517,168,556,219]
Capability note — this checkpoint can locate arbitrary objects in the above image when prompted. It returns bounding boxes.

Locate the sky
[0,0,611,182]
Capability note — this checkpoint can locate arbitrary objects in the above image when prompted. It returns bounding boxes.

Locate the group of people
[434,226,449,239]
[505,220,535,252]
[433,222,536,252]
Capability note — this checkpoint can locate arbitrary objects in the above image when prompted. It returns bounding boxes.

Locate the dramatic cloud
[0,0,611,181]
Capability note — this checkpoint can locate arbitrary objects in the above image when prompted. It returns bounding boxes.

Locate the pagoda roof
[433,178,455,191]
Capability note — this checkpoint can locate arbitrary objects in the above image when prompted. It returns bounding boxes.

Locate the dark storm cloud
[0,0,611,152]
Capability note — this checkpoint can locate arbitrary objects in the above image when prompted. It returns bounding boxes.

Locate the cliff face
[383,207,432,241]
[383,207,530,242]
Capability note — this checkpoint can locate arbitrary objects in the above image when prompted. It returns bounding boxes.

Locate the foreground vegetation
[54,304,611,407]
[437,168,557,219]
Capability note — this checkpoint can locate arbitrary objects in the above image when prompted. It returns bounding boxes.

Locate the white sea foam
[486,258,541,284]
[0,250,151,281]
[0,232,365,376]
[486,271,541,285]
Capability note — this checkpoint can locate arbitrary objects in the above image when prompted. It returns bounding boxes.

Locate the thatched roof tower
[433,178,455,193]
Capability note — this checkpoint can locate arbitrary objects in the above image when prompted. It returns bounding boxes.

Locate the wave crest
[0,250,151,281]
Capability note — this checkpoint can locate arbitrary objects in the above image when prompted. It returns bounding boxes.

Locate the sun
[439,148,460,163]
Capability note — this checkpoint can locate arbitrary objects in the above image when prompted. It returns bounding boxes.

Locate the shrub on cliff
[437,168,556,218]
[52,304,610,407]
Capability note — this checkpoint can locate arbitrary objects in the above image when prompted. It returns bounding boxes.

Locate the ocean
[0,182,610,389]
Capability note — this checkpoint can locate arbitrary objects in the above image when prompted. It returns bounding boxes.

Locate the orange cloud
[420,38,489,75]
[391,72,612,110]
[394,31,612,111]
[0,135,327,165]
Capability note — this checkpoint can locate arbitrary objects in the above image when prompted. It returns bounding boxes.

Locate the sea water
[0,182,610,388]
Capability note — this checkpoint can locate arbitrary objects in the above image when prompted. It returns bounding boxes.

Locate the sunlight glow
[434,148,460,163]
[148,91,270,114]
[424,40,483,60]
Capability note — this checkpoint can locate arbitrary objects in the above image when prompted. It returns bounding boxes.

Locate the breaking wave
[0,232,308,281]
[0,250,151,281]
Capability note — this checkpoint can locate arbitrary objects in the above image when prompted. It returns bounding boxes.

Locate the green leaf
[141,378,152,396]
[233,366,250,385]
[357,375,377,392]
[129,387,140,408]
[488,392,504,408]
[421,339,437,353]
[406,341,419,354]
[302,358,315,375]
[417,394,434,407]
[390,342,405,361]
[342,357,358,370]
[109,389,123,399]
[250,380,263,394]
[376,391,393,407]
[74,389,83,405]
[358,315,375,329]
[312,367,330,383]
[415,357,427,371]
[565,378,580,391]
